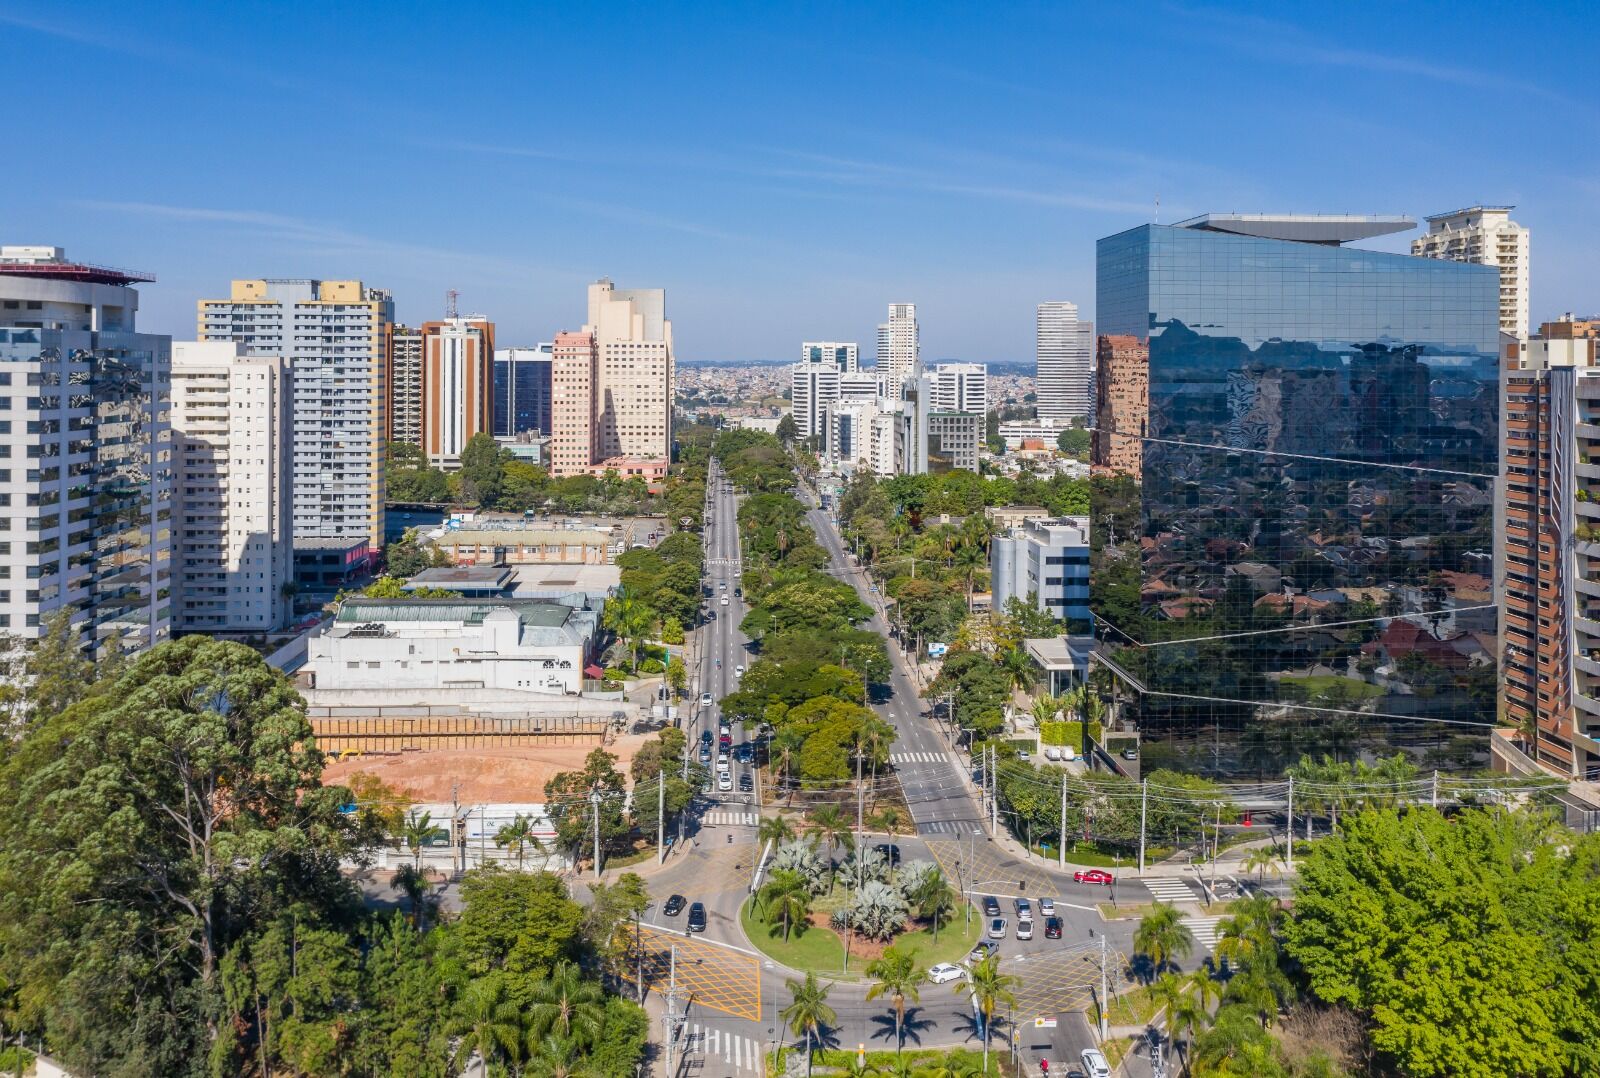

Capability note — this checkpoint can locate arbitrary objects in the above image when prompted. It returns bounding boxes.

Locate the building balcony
[1577,614,1600,641]
[1579,423,1600,441]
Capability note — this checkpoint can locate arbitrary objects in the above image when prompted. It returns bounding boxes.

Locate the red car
[1073,869,1114,886]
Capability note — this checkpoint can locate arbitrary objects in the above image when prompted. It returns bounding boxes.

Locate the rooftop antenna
[1154,194,1160,225]
[445,289,460,319]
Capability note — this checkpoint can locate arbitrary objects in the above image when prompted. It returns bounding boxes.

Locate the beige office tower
[877,302,919,390]
[421,316,495,469]
[1413,206,1530,338]
[586,279,673,463]
[550,330,598,476]
[388,324,423,445]
[170,341,293,631]
[198,280,393,564]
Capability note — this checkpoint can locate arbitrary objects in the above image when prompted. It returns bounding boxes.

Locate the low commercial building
[309,596,600,695]
[432,526,616,566]
[990,516,1091,623]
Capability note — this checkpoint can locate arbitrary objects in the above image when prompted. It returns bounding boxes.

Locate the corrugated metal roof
[336,597,573,628]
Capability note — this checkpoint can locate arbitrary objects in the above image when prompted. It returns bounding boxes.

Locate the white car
[716,758,730,773]
[926,963,965,984]
[1081,1048,1111,1078]
[734,665,745,679]
[1017,748,1031,761]
[1043,746,1062,761]
[700,692,713,707]
[988,918,1007,939]
[1015,918,1034,941]
[717,772,732,791]
[720,596,729,607]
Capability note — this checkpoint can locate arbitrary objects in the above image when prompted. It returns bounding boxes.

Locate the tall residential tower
[876,303,918,390]
[199,278,393,573]
[1413,206,1530,338]
[1036,301,1095,423]
[421,315,495,469]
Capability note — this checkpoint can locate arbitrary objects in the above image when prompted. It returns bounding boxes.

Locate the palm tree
[1185,966,1223,1013]
[782,971,837,1078]
[603,587,656,672]
[759,813,796,847]
[999,647,1033,696]
[529,960,607,1049]
[775,743,797,803]
[1148,972,1187,1071]
[452,974,524,1075]
[1133,901,1195,978]
[494,813,542,870]
[865,946,924,1057]
[870,806,904,880]
[1239,846,1282,885]
[390,863,432,927]
[1215,895,1281,970]
[525,1033,602,1078]
[913,869,957,943]
[808,804,856,888]
[402,810,447,870]
[758,869,814,942]
[957,953,1018,1073]
[953,541,987,612]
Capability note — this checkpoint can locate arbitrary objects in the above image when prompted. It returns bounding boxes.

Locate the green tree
[390,863,435,928]
[459,431,506,506]
[444,867,586,979]
[759,814,797,846]
[0,636,362,1074]
[776,413,800,445]
[865,945,923,1057]
[1134,901,1196,978]
[402,810,447,870]
[451,973,524,1075]
[1056,426,1091,458]
[757,869,813,942]
[807,804,856,887]
[782,971,837,1078]
[667,655,688,698]
[494,813,543,870]
[957,953,1019,1073]
[585,872,652,976]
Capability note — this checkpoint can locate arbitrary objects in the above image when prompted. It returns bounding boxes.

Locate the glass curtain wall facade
[1093,223,1500,776]
[493,349,553,438]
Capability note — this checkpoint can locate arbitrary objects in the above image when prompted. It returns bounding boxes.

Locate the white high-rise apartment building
[826,398,900,477]
[876,303,919,390]
[802,341,859,372]
[0,246,172,657]
[1035,301,1095,423]
[791,358,841,441]
[1412,206,1530,337]
[929,362,987,414]
[388,325,423,445]
[839,371,882,402]
[171,342,292,631]
[199,279,393,557]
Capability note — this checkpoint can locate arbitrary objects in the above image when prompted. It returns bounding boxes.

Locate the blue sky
[4,1,1597,361]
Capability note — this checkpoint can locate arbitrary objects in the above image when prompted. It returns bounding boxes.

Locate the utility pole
[658,774,666,865]
[989,745,998,832]
[855,752,865,889]
[1286,776,1294,873]
[665,943,679,1076]
[635,907,646,1003]
[1431,769,1439,809]
[1058,772,1068,870]
[591,789,603,881]
[1098,934,1109,1041]
[450,780,463,876]
[1138,778,1148,873]
[1210,801,1221,893]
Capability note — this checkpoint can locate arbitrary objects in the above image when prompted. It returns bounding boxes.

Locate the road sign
[1034,1016,1057,1028]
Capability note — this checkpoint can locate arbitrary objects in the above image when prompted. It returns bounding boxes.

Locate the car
[734,664,744,678]
[720,596,729,607]
[734,568,741,578]
[966,940,998,963]
[1014,897,1032,918]
[718,772,732,791]
[927,963,965,984]
[1017,748,1031,761]
[719,734,732,748]
[982,896,1001,918]
[663,894,687,917]
[1043,746,1062,761]
[700,730,713,744]
[988,918,1007,939]
[716,759,730,773]
[698,746,711,763]
[1080,1048,1111,1078]
[873,843,901,866]
[734,587,742,597]
[720,722,731,736]
[686,902,708,934]
[1074,869,1115,886]
[700,692,713,707]
[1045,916,1063,939]
[1122,746,1140,761]
[738,773,753,792]
[1015,918,1034,941]
[1039,897,1056,917]
[720,581,727,590]
[734,744,752,762]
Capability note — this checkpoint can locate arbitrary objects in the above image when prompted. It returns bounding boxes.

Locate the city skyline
[6,2,1597,361]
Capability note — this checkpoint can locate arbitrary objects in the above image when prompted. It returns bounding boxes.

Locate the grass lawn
[1276,674,1385,700]
[1107,984,1161,1025]
[775,1046,1000,1075]
[742,897,982,979]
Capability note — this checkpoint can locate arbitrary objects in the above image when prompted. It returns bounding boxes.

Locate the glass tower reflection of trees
[1093,223,1500,777]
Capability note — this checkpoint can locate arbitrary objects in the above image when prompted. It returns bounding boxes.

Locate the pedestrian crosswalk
[1143,877,1201,904]
[686,1023,763,1073]
[917,818,986,835]
[891,751,954,765]
[703,811,758,827]
[1184,916,1223,950]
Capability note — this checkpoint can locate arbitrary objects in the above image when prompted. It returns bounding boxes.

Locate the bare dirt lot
[321,731,653,801]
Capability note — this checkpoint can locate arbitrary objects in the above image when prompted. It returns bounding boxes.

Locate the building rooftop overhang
[1172,213,1415,245]
[1424,205,1515,223]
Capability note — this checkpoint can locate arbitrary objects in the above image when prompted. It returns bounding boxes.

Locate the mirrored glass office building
[1092,214,1501,777]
